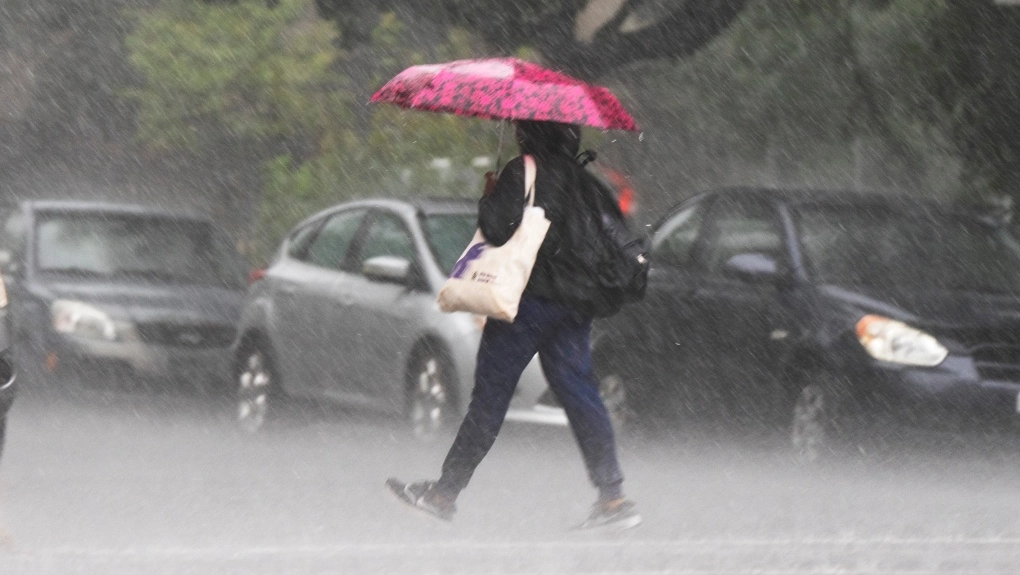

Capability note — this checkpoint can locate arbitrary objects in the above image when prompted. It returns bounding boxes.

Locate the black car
[594,187,1020,459]
[0,201,248,393]
[0,268,16,461]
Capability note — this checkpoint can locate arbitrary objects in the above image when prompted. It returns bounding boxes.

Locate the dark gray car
[232,198,566,438]
[0,201,247,393]
[594,188,1020,460]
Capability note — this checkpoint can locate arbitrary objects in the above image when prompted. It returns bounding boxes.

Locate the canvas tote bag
[437,155,549,322]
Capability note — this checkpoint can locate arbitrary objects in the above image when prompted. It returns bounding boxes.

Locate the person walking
[387,120,640,530]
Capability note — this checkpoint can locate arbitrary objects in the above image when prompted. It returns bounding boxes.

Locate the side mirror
[723,252,780,284]
[363,256,411,284]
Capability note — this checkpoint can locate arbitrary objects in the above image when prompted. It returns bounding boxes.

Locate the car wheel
[790,382,831,462]
[593,349,639,432]
[598,372,630,432]
[790,368,860,463]
[236,343,276,434]
[407,349,454,441]
[15,338,52,391]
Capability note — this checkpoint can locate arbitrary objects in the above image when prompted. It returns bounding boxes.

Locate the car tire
[597,371,631,433]
[406,347,455,442]
[235,341,277,434]
[14,338,51,391]
[789,372,854,463]
[593,351,639,434]
[790,382,831,462]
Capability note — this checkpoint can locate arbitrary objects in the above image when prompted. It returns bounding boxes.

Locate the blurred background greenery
[2,0,1017,263]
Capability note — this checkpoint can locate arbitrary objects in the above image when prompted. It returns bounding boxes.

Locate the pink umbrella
[370,57,639,132]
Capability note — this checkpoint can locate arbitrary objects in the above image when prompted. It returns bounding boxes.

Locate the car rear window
[797,205,1020,295]
[421,212,477,275]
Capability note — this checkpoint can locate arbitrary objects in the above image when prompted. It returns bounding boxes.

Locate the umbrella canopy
[370,58,639,132]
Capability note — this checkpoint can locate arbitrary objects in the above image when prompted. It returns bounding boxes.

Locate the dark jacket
[478,152,596,310]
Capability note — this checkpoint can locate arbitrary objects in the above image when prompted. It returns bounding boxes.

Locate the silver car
[232,198,567,437]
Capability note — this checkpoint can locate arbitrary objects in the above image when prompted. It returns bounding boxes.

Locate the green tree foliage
[925,0,1020,199]
[682,1,858,152]
[124,0,1020,251]
[643,0,1019,201]
[127,0,500,261]
[314,0,747,79]
[631,0,1002,197]
[126,0,340,152]
[255,15,500,258]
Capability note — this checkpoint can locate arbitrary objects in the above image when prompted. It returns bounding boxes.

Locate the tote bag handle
[436,154,550,322]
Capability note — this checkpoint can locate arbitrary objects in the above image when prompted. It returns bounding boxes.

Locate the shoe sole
[574,513,643,531]
[385,479,454,523]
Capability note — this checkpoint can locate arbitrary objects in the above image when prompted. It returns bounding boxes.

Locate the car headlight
[855,314,947,367]
[51,300,118,341]
[0,274,6,308]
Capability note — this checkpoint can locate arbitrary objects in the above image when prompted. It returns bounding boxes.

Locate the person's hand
[482,171,497,196]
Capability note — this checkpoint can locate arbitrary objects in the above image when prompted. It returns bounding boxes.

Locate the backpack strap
[523,155,537,208]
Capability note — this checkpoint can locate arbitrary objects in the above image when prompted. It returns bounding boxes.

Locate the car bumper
[46,334,231,385]
[854,355,1020,426]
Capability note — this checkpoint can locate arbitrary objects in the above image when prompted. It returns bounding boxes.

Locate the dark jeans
[435,295,624,498]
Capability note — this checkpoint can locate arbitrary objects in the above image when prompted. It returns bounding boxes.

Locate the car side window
[355,212,416,271]
[653,204,704,268]
[303,210,365,271]
[286,220,324,261]
[700,199,783,278]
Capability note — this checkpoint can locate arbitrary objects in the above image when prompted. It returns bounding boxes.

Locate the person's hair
[515,121,581,159]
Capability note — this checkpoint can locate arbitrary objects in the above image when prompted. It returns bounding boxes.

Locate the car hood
[819,284,1020,330]
[44,281,243,325]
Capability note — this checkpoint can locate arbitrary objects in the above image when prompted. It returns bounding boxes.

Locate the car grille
[136,323,236,349]
[971,344,1020,382]
[932,326,1020,382]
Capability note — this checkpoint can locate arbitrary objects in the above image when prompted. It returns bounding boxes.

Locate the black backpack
[553,164,650,318]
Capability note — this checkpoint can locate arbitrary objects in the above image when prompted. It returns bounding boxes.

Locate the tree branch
[317,0,748,79]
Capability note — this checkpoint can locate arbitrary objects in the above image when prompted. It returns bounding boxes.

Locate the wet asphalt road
[2,383,1020,574]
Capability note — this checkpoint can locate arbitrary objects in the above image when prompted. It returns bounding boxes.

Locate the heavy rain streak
[3,1,1020,573]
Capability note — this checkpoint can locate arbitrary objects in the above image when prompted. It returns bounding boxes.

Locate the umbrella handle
[494,119,506,174]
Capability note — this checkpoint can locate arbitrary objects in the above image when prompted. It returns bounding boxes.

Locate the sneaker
[575,499,642,531]
[386,478,457,522]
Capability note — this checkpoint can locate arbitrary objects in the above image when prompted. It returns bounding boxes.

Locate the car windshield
[35,211,246,289]
[797,204,1020,295]
[421,212,477,274]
